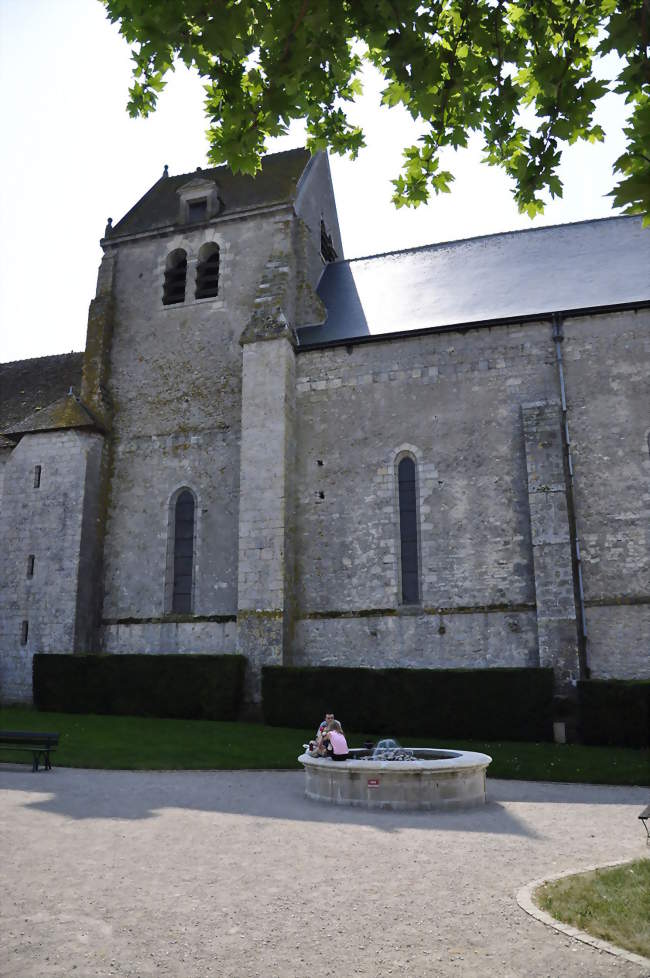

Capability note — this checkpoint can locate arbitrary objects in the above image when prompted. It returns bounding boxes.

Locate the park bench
[639,805,650,844]
[0,731,59,771]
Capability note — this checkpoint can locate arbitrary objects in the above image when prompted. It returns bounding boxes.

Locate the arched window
[172,490,195,613]
[163,249,187,305]
[195,242,220,299]
[398,456,419,604]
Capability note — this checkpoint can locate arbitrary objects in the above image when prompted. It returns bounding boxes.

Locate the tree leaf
[100,0,650,219]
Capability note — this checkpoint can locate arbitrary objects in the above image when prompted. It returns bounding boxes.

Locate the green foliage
[578,678,650,747]
[262,665,554,741]
[33,653,246,721]
[101,0,649,219]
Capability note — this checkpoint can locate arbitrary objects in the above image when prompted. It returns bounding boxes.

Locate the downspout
[552,313,590,679]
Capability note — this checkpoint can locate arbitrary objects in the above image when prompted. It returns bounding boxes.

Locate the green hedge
[33,653,246,721]
[578,679,650,748]
[262,665,554,741]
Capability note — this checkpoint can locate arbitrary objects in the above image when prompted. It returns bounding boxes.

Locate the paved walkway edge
[516,859,650,970]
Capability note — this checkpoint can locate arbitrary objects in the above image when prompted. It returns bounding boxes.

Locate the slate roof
[298,215,650,346]
[0,353,84,432]
[109,147,312,239]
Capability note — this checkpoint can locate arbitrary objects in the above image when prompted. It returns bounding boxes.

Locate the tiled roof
[109,147,312,239]
[0,353,84,432]
[298,216,650,346]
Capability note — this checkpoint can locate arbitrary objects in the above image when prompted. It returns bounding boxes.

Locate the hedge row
[33,653,246,721]
[262,665,555,741]
[30,657,649,747]
[578,679,650,748]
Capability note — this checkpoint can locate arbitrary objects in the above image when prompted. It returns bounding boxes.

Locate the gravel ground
[1,766,648,978]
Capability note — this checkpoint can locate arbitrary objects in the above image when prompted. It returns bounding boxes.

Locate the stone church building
[1,148,648,704]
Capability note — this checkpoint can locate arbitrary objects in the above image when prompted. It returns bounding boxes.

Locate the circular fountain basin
[298,748,492,811]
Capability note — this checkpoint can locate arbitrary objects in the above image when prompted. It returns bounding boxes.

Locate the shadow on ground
[2,766,646,837]
[0,765,550,836]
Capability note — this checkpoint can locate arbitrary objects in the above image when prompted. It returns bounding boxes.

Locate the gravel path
[1,766,648,978]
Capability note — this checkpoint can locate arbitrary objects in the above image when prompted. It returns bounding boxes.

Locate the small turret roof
[108,147,312,239]
[2,394,103,438]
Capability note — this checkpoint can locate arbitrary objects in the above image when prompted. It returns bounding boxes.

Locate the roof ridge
[0,351,83,368]
[168,146,309,183]
[108,146,311,240]
[342,214,638,265]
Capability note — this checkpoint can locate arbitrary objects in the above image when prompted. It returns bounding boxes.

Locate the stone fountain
[298,739,492,811]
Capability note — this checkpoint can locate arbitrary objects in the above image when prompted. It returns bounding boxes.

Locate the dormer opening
[188,199,208,223]
[177,177,222,225]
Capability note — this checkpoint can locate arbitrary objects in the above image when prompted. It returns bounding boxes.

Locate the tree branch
[281,0,310,62]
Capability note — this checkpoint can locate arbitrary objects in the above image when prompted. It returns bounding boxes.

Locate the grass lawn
[536,859,650,959]
[1,707,648,783]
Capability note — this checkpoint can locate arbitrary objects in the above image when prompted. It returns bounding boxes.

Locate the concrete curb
[516,859,650,971]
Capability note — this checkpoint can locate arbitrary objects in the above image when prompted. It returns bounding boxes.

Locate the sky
[0,0,630,363]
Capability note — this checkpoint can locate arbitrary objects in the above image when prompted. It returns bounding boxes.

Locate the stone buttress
[521,400,581,688]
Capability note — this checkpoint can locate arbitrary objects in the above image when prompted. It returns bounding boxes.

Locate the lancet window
[397,455,420,604]
[172,489,195,613]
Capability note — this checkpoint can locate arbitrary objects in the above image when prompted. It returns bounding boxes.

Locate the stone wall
[0,429,104,701]
[102,618,236,654]
[102,429,241,622]
[561,308,650,678]
[292,321,558,668]
[293,609,539,669]
[100,209,297,645]
[583,605,650,679]
[0,447,9,509]
[291,308,650,680]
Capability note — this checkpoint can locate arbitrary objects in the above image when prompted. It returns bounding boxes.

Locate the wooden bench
[639,804,650,843]
[0,731,59,771]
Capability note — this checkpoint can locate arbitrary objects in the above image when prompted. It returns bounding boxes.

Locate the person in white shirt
[308,711,336,756]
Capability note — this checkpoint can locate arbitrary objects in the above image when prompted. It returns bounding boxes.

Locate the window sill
[162,295,224,310]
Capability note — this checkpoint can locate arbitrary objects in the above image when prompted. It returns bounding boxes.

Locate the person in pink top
[326,720,349,761]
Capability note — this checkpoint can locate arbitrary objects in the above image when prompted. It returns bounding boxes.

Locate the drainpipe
[552,313,589,679]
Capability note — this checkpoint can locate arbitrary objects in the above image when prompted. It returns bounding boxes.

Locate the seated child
[326,719,349,761]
